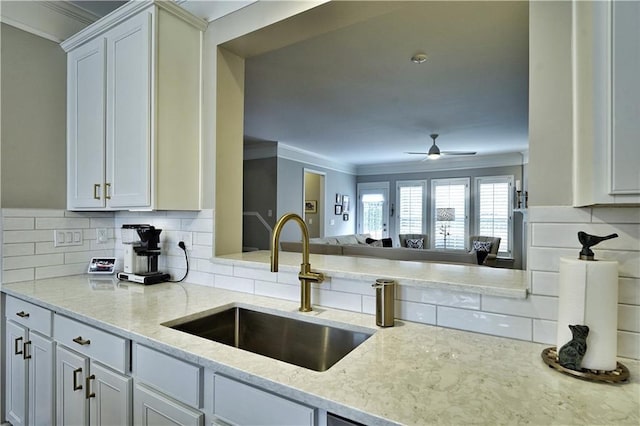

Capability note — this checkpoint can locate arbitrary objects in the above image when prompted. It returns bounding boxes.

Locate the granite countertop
[2,276,638,425]
[216,250,529,298]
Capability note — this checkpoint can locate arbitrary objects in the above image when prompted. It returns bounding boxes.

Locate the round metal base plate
[541,347,630,383]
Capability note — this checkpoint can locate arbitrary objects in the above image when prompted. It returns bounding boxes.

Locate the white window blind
[432,178,469,250]
[476,176,513,255]
[397,181,425,234]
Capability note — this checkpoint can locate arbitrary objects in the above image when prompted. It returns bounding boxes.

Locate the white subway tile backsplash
[362,295,376,315]
[313,288,363,312]
[329,278,374,295]
[530,271,559,296]
[619,278,640,305]
[193,232,213,246]
[4,230,55,244]
[4,254,64,270]
[398,286,480,309]
[64,250,112,265]
[591,207,640,224]
[254,280,298,302]
[527,247,576,272]
[482,294,558,321]
[618,304,640,333]
[181,218,213,232]
[618,331,640,360]
[3,243,35,257]
[214,276,255,294]
[35,263,88,280]
[36,217,90,229]
[36,241,92,254]
[437,306,532,341]
[533,319,556,345]
[527,206,592,223]
[180,270,214,287]
[3,268,35,284]
[3,208,65,217]
[3,217,35,230]
[234,265,268,281]
[531,223,639,250]
[396,300,436,325]
[275,271,300,285]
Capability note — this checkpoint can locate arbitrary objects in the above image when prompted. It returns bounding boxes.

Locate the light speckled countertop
[216,251,528,298]
[2,276,638,425]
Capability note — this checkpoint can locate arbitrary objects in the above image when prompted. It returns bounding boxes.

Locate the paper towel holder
[541,347,629,383]
[578,231,618,260]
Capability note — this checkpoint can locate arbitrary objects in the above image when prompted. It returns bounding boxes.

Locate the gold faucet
[271,213,324,312]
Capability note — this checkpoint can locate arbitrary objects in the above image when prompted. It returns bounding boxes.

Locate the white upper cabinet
[62,1,207,211]
[573,0,640,206]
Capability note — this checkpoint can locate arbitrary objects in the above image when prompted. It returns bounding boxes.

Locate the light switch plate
[54,229,83,247]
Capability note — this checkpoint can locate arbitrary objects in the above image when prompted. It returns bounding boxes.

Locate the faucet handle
[300,270,324,284]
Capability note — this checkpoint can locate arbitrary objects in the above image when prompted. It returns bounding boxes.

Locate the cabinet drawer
[213,374,315,426]
[5,295,53,336]
[54,314,129,373]
[134,344,201,408]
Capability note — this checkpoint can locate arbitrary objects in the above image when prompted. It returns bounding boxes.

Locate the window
[396,180,426,234]
[431,178,469,250]
[475,176,513,255]
[357,182,389,239]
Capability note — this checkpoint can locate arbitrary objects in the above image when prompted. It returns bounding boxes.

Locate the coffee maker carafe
[118,224,170,284]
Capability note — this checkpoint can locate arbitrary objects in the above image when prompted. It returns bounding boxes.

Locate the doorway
[304,170,325,238]
[357,182,389,239]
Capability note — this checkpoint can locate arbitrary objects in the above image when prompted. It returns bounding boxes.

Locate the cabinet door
[67,36,106,209]
[57,345,90,426]
[89,361,133,426]
[5,321,28,426]
[134,382,203,426]
[105,11,152,208]
[28,331,55,426]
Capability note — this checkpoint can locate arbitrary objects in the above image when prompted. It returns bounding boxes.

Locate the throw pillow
[366,237,393,247]
[406,238,424,249]
[476,250,489,265]
[472,240,492,252]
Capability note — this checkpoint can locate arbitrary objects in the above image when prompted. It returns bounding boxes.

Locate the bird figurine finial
[578,231,618,260]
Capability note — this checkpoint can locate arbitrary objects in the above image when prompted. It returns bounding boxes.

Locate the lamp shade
[436,208,455,221]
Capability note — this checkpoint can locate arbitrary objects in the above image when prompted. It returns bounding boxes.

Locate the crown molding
[0,0,98,43]
[356,152,526,176]
[277,144,357,175]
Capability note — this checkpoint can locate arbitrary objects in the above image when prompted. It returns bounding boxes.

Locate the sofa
[280,233,483,265]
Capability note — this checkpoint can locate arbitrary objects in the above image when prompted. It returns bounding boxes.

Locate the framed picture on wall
[343,213,349,221]
[342,195,350,212]
[334,204,342,215]
[305,200,317,213]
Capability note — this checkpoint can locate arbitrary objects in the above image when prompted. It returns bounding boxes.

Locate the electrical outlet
[54,229,83,247]
[96,228,108,244]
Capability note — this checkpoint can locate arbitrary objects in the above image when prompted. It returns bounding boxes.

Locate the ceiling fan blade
[440,151,477,156]
[405,152,429,155]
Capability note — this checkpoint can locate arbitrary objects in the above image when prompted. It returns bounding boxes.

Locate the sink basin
[165,306,373,372]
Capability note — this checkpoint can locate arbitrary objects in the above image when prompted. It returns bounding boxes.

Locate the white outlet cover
[96,228,108,243]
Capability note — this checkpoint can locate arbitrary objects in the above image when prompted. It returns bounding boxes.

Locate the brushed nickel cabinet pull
[72,336,91,346]
[73,368,83,391]
[16,311,30,318]
[94,184,101,200]
[85,374,96,399]
[105,183,111,200]
[23,341,32,360]
[14,337,23,355]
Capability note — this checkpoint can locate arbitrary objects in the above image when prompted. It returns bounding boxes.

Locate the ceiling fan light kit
[411,52,428,64]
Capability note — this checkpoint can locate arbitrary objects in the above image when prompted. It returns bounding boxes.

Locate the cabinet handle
[94,183,101,200]
[23,341,32,360]
[85,374,96,399]
[72,336,91,346]
[73,367,83,391]
[105,183,111,200]
[14,337,23,355]
[16,311,30,318]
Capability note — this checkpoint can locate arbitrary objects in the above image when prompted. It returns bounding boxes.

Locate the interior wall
[304,171,321,238]
[0,23,66,208]
[243,157,277,250]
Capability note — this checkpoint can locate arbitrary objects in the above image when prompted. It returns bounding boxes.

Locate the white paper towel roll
[557,257,619,371]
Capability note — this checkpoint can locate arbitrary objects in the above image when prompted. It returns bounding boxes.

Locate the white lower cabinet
[4,296,55,426]
[134,382,203,426]
[208,373,315,426]
[56,345,132,426]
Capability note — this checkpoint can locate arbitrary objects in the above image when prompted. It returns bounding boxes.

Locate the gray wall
[304,171,321,237]
[243,157,277,250]
[1,23,66,209]
[358,164,524,268]
[277,157,356,242]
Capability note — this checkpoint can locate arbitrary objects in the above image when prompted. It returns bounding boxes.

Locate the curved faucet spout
[270,213,324,312]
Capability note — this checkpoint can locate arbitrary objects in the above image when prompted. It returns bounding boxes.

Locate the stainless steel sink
[165,306,373,372]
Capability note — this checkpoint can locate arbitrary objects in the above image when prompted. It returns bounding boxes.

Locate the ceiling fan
[406,133,477,160]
